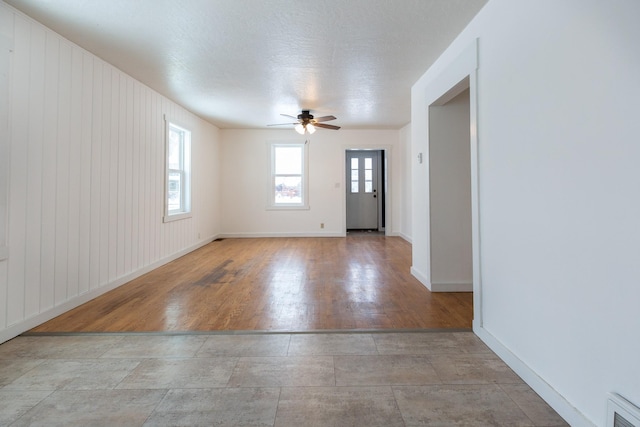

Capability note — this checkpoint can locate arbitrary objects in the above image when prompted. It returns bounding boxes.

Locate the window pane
[275,146,302,174]
[168,172,181,211]
[365,170,372,181]
[365,181,373,193]
[168,127,183,170]
[275,175,302,204]
[364,158,372,169]
[351,182,359,193]
[351,170,359,181]
[351,158,358,169]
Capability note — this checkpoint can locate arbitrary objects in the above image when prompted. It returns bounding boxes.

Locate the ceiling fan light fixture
[306,123,316,134]
[295,123,305,134]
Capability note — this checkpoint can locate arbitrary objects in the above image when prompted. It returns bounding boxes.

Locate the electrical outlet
[320,223,325,229]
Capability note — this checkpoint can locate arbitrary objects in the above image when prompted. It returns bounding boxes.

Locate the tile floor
[0,331,568,426]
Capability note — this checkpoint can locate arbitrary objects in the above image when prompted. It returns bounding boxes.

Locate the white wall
[429,89,472,290]
[0,3,221,343]
[412,0,640,425]
[220,128,406,237]
[398,123,412,241]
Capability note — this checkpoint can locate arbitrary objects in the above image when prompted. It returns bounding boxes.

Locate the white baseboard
[474,325,594,427]
[430,281,472,292]
[0,236,217,345]
[411,266,430,289]
[219,232,346,238]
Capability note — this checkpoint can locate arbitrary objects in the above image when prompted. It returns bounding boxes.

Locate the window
[269,142,308,209]
[164,118,191,222]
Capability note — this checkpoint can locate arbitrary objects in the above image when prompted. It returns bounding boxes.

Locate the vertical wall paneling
[99,66,111,286]
[66,47,83,299]
[89,57,102,291]
[7,16,31,325]
[24,24,44,316]
[123,78,138,273]
[109,70,119,282]
[77,52,92,295]
[39,31,59,314]
[0,11,13,330]
[1,3,220,342]
[54,40,71,306]
[140,87,148,267]
[116,72,125,278]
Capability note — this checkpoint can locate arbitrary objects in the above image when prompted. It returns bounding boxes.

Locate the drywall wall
[412,0,640,425]
[398,123,412,242]
[0,3,221,343]
[220,129,406,238]
[428,89,472,291]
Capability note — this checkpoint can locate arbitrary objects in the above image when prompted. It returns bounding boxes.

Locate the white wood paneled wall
[0,4,221,342]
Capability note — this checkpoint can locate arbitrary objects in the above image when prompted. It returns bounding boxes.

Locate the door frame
[342,146,392,235]
[410,39,482,329]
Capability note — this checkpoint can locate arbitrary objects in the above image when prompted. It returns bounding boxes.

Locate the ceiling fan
[268,110,341,134]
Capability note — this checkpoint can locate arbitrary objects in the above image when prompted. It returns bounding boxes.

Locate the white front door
[346,151,379,230]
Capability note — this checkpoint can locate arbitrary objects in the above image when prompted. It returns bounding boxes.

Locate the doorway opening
[428,86,472,292]
[345,150,385,232]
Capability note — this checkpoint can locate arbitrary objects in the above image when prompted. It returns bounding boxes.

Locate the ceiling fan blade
[313,115,337,122]
[267,122,297,127]
[314,123,341,130]
[280,114,299,120]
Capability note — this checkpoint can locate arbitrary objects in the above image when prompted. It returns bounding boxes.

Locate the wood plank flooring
[31,236,473,333]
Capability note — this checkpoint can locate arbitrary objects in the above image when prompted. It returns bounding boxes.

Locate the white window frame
[163,116,192,222]
[267,141,309,210]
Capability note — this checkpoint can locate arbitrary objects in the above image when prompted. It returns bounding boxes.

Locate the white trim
[410,266,430,289]
[267,140,309,210]
[475,326,594,427]
[413,39,482,321]
[429,281,472,292]
[0,236,218,345]
[342,144,394,235]
[164,116,192,220]
[220,232,346,239]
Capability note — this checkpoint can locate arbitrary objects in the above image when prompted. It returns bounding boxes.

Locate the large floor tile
[335,354,441,386]
[500,383,569,426]
[228,356,335,387]
[0,359,44,387]
[117,357,238,389]
[196,334,291,357]
[0,390,52,426]
[0,336,123,359]
[429,353,524,384]
[374,332,490,355]
[288,333,377,355]
[10,389,166,427]
[3,359,140,391]
[276,386,405,427]
[394,384,535,426]
[144,387,280,426]
[100,335,207,358]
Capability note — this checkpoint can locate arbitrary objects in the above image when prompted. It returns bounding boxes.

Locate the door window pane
[350,158,359,193]
[364,157,373,193]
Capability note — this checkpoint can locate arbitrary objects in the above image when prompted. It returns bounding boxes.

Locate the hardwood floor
[31,236,473,333]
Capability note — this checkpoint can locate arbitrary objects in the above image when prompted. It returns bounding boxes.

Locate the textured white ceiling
[5,0,487,129]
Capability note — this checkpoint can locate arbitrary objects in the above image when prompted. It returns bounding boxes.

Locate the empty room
[0,1,638,426]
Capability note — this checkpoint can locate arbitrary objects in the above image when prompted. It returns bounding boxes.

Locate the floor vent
[608,394,640,427]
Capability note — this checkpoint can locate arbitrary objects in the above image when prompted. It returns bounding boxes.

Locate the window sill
[163,212,192,223]
[266,205,310,211]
